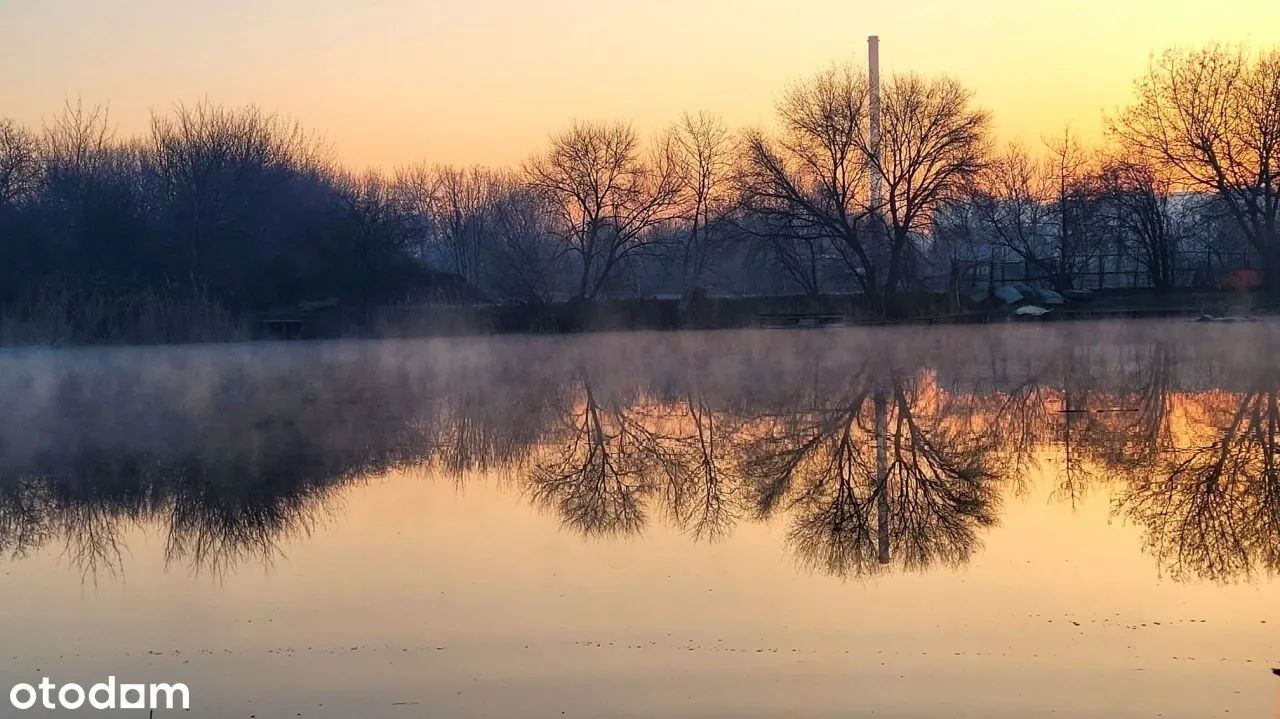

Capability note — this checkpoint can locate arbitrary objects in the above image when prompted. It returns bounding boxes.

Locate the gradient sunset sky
[3,0,1277,170]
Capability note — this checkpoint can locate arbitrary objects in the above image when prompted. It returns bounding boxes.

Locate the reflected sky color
[2,0,1278,169]
[2,323,1280,716]
[4,468,1278,717]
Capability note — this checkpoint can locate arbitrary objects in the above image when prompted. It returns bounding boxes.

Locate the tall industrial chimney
[871,32,889,566]
[868,35,882,215]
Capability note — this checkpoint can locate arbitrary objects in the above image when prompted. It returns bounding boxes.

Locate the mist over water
[2,321,1279,718]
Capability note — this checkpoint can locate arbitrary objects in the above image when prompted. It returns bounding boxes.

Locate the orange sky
[2,0,1278,171]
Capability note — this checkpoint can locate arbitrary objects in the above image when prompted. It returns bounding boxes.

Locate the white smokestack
[868,35,882,214]
[871,34,888,557]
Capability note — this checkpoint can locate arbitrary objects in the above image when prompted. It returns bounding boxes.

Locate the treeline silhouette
[0,102,453,344]
[2,43,1277,343]
[2,323,1279,583]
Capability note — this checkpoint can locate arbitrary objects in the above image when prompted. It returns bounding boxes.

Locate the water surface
[2,322,1279,717]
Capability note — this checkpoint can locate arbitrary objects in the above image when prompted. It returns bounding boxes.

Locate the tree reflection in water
[1,324,1279,583]
[736,369,1001,578]
[527,370,665,537]
[527,366,747,540]
[1114,389,1280,583]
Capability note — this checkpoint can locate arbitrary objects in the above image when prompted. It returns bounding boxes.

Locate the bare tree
[149,101,332,292]
[761,230,831,297]
[964,142,1057,279]
[388,162,439,263]
[740,66,989,307]
[486,176,567,302]
[671,111,735,295]
[937,142,1051,294]
[525,121,683,300]
[330,170,419,319]
[41,98,114,176]
[0,119,40,206]
[1043,127,1106,289]
[1111,44,1280,289]
[1095,155,1182,289]
[430,164,499,287]
[866,74,991,296]
[738,64,875,297]
[956,132,1107,291]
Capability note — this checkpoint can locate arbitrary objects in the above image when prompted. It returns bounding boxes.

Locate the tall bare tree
[1043,127,1106,289]
[525,121,683,300]
[1111,44,1280,289]
[867,74,991,295]
[671,111,735,295]
[738,64,875,297]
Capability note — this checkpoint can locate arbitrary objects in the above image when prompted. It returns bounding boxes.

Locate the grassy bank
[0,287,249,347]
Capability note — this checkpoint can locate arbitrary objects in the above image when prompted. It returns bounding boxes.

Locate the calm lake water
[1,321,1279,718]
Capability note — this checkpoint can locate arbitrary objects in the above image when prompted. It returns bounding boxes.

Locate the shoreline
[2,288,1275,348]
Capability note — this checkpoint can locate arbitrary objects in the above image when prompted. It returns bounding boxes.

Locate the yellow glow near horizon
[2,0,1278,171]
